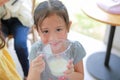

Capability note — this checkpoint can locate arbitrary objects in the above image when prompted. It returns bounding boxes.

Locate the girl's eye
[42,30,48,34]
[56,28,62,32]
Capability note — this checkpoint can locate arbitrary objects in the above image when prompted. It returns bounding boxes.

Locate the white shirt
[0,0,34,27]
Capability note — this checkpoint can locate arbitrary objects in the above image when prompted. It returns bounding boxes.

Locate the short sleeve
[28,41,42,62]
[72,41,86,64]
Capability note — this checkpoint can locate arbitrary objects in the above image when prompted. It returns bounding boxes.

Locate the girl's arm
[27,54,45,80]
[65,60,84,80]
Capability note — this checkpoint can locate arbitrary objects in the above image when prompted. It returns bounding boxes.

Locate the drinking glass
[44,39,72,77]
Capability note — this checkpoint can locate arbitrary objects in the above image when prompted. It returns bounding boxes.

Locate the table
[81,0,120,80]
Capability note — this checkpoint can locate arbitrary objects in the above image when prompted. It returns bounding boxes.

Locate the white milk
[48,58,68,76]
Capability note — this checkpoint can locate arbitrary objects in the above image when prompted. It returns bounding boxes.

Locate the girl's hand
[64,59,74,75]
[58,60,74,80]
[29,54,45,74]
[27,54,45,80]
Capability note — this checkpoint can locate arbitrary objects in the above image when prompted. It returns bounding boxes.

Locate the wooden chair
[29,0,41,43]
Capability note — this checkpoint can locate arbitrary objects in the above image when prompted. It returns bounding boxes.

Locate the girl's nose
[49,32,57,41]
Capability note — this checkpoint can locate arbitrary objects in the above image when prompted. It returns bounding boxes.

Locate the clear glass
[44,39,72,77]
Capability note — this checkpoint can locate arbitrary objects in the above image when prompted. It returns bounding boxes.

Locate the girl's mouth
[50,41,61,47]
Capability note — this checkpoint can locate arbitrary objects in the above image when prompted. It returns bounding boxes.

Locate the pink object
[97,0,120,14]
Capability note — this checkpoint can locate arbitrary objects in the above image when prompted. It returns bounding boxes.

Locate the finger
[32,54,44,63]
[67,60,74,69]
[37,54,44,60]
[64,67,74,74]
[30,61,45,73]
[68,59,73,65]
[31,58,44,68]
[32,59,45,67]
[64,69,71,74]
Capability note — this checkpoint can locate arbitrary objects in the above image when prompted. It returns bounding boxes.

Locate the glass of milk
[44,40,72,77]
[47,53,69,77]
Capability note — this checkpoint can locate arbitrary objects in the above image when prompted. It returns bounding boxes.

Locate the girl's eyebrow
[41,27,48,30]
[57,26,65,28]
[56,25,64,27]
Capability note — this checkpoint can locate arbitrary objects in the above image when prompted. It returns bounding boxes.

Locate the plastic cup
[47,53,69,77]
[44,40,72,77]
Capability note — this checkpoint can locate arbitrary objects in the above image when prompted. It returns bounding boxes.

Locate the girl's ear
[67,21,72,32]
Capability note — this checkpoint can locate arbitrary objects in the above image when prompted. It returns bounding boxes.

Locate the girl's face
[38,14,71,46]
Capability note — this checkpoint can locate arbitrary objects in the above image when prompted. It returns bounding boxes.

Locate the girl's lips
[50,41,61,47]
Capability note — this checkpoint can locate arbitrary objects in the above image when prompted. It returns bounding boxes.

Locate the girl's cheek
[40,34,48,44]
[60,33,67,39]
[42,38,48,44]
[42,36,50,44]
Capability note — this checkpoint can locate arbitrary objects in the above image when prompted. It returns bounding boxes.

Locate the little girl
[27,0,86,80]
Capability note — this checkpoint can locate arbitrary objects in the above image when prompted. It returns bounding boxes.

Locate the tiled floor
[7,30,120,80]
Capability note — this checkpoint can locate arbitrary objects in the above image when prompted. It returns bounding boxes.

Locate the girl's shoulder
[68,40,86,64]
[30,41,44,54]
[70,40,83,48]
[29,41,43,61]
[32,41,43,48]
[70,40,86,54]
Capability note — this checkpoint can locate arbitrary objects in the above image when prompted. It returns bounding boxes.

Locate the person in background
[0,18,22,80]
[27,0,86,80]
[0,0,34,79]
